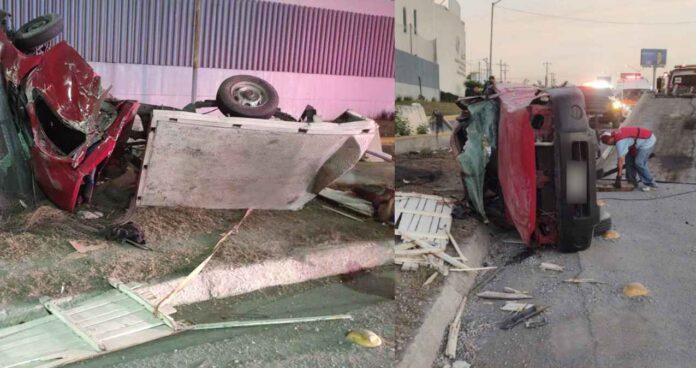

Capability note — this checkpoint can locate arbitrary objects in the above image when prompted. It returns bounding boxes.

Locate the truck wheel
[14,14,64,52]
[216,75,279,119]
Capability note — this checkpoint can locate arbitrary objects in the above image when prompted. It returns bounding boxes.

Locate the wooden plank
[402,235,468,269]
[43,301,104,352]
[447,230,468,262]
[446,296,467,358]
[476,291,532,300]
[185,314,353,330]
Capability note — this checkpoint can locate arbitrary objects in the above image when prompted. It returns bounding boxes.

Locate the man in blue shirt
[600,127,657,191]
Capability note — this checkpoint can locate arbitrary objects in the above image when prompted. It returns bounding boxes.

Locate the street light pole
[489,0,502,78]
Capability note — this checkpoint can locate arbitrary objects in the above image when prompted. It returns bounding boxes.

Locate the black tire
[216,75,279,119]
[14,14,64,52]
[594,206,612,236]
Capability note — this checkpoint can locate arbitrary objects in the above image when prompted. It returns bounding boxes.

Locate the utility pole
[478,61,482,83]
[543,61,552,87]
[482,58,489,80]
[489,0,502,79]
[502,63,510,82]
[499,59,503,80]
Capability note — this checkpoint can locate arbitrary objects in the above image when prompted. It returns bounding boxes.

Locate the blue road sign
[641,49,667,67]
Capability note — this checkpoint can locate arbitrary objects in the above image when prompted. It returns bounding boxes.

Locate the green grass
[395,100,461,116]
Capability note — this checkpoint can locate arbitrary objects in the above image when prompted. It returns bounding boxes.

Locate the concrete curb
[397,224,491,368]
[0,240,392,326]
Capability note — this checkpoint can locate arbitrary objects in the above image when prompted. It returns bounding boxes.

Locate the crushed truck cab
[452,86,602,252]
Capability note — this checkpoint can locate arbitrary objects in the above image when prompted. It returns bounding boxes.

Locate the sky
[455,0,696,85]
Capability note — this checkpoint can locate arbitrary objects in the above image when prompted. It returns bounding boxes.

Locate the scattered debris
[446,230,468,262]
[77,210,103,220]
[524,318,548,329]
[345,329,383,348]
[422,271,439,287]
[477,291,532,300]
[18,199,27,208]
[395,192,453,247]
[602,230,621,240]
[109,221,146,246]
[186,314,353,330]
[503,287,525,294]
[401,262,419,272]
[319,188,373,217]
[499,305,548,330]
[321,205,365,222]
[68,240,107,254]
[564,278,606,284]
[445,296,467,358]
[452,361,471,368]
[539,262,564,272]
[500,301,534,312]
[623,282,649,297]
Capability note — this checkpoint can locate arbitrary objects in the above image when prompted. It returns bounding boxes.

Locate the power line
[498,6,696,25]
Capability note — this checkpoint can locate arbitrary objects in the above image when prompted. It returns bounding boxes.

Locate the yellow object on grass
[345,329,383,348]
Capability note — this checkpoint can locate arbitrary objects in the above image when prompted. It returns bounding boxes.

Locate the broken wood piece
[319,188,373,216]
[395,248,443,256]
[449,266,498,272]
[394,255,427,265]
[504,287,524,294]
[446,230,468,262]
[477,291,532,300]
[186,314,353,330]
[445,296,467,358]
[68,240,107,254]
[500,302,534,312]
[563,278,605,284]
[422,272,439,287]
[321,205,365,222]
[394,242,417,251]
[401,262,419,271]
[539,262,564,272]
[403,235,468,269]
[77,210,103,220]
[499,305,548,330]
[426,255,449,276]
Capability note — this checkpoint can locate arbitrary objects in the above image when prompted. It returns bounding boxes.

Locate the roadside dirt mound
[624,94,696,183]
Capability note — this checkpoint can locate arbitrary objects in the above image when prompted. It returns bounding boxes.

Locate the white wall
[396,0,467,96]
[91,62,395,119]
[395,82,438,101]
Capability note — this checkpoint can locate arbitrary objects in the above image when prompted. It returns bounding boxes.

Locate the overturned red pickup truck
[0,13,379,213]
[452,85,611,252]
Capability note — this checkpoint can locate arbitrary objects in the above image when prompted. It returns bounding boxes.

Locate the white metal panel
[135,110,376,210]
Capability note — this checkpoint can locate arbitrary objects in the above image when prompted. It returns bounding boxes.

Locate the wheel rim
[231,81,268,107]
[23,17,49,33]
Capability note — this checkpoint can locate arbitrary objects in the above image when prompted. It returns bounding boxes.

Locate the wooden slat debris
[184,314,353,330]
[321,205,365,222]
[500,302,534,312]
[319,188,373,216]
[445,296,467,359]
[68,240,107,254]
[394,192,494,281]
[564,278,605,284]
[477,291,533,300]
[422,272,439,287]
[539,262,564,272]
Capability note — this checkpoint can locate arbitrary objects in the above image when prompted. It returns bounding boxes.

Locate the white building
[395,0,467,100]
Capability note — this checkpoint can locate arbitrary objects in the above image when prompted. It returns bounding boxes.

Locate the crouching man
[600,126,657,192]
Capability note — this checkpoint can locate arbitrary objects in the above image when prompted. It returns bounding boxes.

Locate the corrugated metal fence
[0,0,394,78]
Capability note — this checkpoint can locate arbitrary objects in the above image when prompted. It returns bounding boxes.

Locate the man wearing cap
[600,126,657,191]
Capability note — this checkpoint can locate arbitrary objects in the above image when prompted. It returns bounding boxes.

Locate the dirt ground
[394,150,479,360]
[0,182,392,306]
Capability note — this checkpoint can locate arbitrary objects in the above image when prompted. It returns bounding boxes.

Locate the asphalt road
[453,183,696,368]
[67,267,395,368]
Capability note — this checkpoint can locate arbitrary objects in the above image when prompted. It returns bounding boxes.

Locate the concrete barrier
[395,132,452,154]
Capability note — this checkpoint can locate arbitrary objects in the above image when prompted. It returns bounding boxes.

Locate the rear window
[672,73,696,87]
